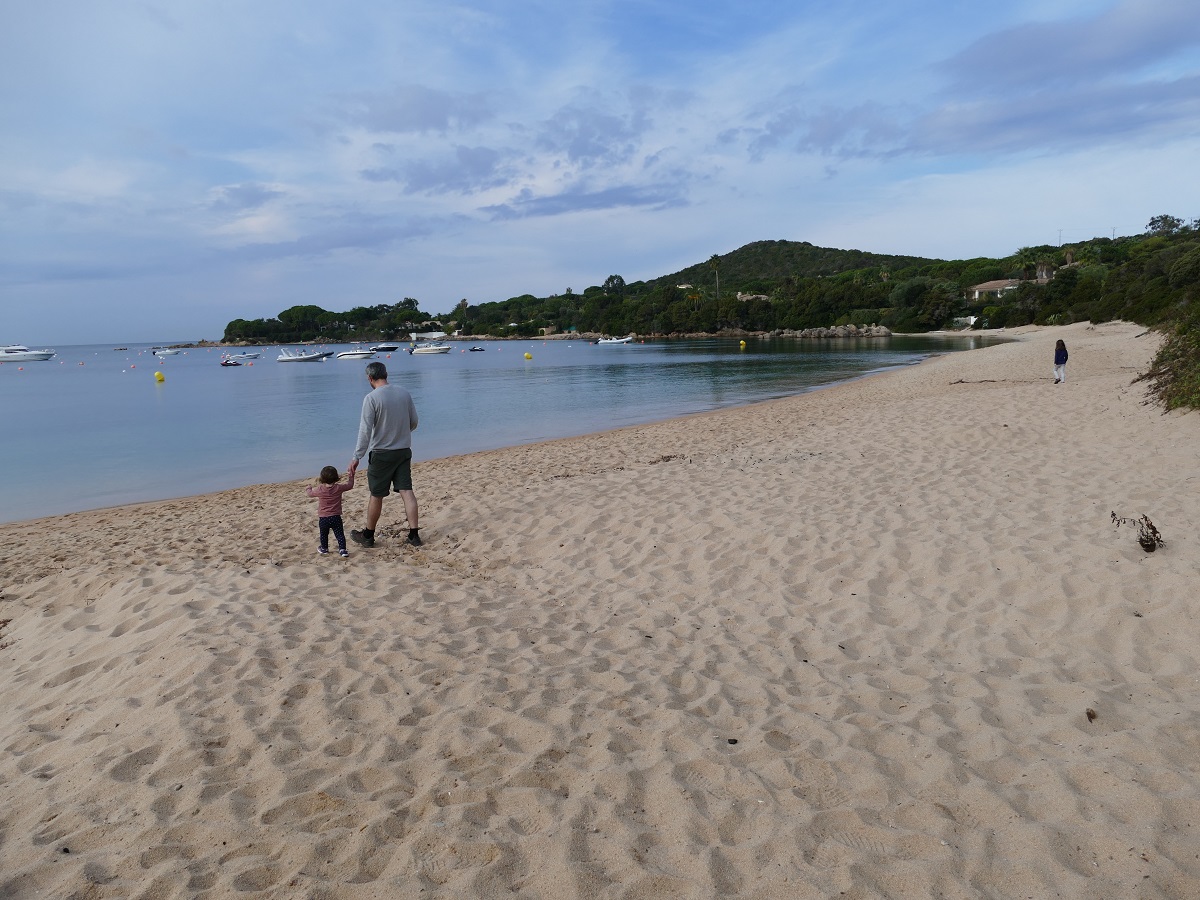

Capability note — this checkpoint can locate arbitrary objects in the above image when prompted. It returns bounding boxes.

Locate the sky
[3,0,1199,344]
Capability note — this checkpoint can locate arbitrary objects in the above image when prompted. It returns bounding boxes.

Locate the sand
[2,321,1199,899]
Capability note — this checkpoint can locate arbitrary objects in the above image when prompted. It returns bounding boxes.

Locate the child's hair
[1055,339,1066,350]
[319,465,339,484]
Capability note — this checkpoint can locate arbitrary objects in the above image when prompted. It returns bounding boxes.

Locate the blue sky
[3,0,1199,344]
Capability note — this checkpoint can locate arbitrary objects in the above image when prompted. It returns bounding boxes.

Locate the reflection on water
[1,335,1003,522]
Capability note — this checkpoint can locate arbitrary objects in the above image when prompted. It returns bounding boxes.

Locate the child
[1053,339,1068,384]
[306,465,355,557]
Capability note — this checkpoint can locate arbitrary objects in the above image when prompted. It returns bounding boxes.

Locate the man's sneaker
[350,529,375,548]
[339,549,350,558]
[317,547,329,555]
[406,530,423,547]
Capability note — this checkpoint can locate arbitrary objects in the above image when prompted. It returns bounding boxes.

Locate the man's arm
[350,394,376,471]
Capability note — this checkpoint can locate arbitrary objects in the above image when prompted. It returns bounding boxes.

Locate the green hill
[222,218,1200,408]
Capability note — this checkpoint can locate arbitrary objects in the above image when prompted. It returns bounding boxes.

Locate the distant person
[1054,339,1068,384]
[348,361,421,548]
[306,465,355,557]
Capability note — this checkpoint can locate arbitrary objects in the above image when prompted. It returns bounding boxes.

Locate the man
[348,361,421,547]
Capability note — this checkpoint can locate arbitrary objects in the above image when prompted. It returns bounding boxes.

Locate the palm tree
[1012,247,1037,280]
[709,254,721,302]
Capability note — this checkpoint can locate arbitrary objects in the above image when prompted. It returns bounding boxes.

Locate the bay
[0,335,998,523]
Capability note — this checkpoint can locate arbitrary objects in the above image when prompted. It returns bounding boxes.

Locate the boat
[370,343,400,352]
[408,342,452,354]
[223,350,261,361]
[468,346,486,352]
[152,348,181,357]
[220,359,242,367]
[335,349,377,360]
[277,348,329,362]
[595,336,633,345]
[1,344,56,361]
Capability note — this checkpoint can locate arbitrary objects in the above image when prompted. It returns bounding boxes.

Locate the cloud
[483,182,686,220]
[226,212,438,260]
[208,182,284,212]
[535,95,652,169]
[941,0,1200,94]
[912,74,1200,156]
[360,145,510,194]
[732,0,1200,163]
[338,84,495,134]
[746,95,907,160]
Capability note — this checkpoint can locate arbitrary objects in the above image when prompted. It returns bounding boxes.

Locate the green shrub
[1169,247,1200,287]
[1136,304,1200,410]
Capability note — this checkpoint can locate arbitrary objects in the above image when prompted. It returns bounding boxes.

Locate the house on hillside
[970,279,1021,301]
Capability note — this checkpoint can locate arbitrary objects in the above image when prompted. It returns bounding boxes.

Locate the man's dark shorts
[367,448,413,497]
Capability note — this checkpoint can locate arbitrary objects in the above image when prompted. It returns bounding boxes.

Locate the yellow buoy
[154,371,165,383]
[739,340,746,347]
[524,352,532,360]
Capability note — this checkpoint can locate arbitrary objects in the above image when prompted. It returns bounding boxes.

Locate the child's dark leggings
[319,515,347,551]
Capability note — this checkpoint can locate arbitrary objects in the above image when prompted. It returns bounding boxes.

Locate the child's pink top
[306,472,355,516]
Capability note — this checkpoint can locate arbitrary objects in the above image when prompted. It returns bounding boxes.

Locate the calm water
[1,335,997,523]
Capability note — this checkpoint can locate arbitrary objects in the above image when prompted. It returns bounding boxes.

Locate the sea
[0,335,999,524]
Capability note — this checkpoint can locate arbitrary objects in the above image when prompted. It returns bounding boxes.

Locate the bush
[1169,246,1200,287]
[1136,304,1200,410]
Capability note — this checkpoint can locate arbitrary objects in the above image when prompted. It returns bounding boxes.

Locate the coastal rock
[773,324,891,338]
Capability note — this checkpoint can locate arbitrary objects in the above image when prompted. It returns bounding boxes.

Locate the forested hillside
[221,216,1200,408]
[223,215,1198,346]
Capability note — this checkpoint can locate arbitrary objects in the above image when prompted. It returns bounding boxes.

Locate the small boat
[220,359,242,367]
[595,335,633,345]
[335,349,377,360]
[371,343,400,352]
[468,346,486,352]
[408,342,452,354]
[152,347,181,357]
[1,344,56,361]
[223,350,261,361]
[277,348,329,362]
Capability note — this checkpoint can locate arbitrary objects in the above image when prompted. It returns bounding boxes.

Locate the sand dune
[3,321,1199,898]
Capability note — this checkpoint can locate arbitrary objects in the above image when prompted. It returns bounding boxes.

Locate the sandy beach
[3,321,1199,899]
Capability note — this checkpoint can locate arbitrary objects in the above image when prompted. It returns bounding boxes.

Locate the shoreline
[0,335,985,529]
[4,321,1200,897]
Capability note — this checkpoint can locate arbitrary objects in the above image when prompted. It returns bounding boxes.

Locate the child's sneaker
[339,549,349,558]
[318,547,329,555]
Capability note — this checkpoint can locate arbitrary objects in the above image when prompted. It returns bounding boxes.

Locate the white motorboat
[277,348,329,362]
[335,349,377,360]
[2,344,56,361]
[371,343,400,352]
[595,335,633,344]
[223,350,261,361]
[408,342,452,354]
[152,348,181,357]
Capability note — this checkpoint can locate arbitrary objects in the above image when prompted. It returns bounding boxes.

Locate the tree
[603,274,626,296]
[709,254,721,302]
[277,305,327,331]
[1011,247,1037,280]
[1147,214,1183,236]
